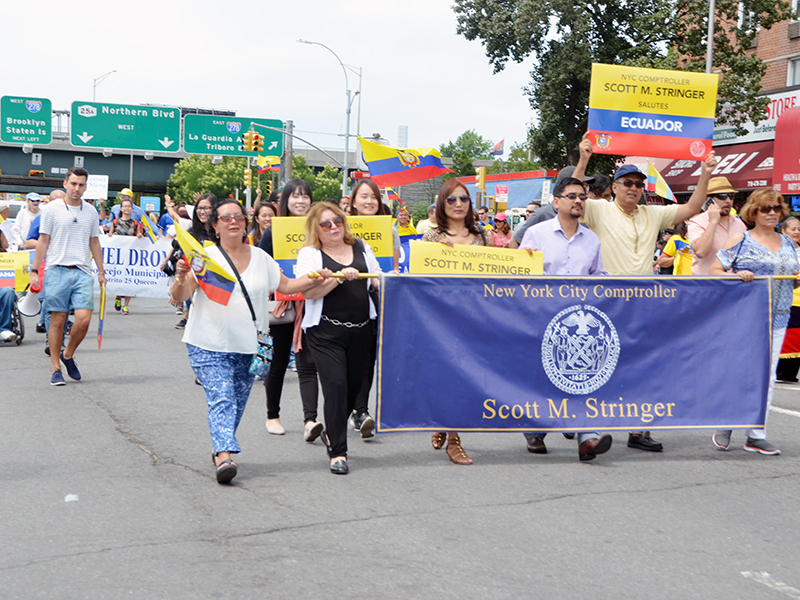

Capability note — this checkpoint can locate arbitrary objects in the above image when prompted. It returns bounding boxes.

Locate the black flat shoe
[330,459,349,475]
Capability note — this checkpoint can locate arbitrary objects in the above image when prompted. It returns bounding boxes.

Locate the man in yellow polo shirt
[576,135,717,451]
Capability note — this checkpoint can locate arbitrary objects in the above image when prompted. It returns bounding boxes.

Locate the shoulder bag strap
[218,246,257,325]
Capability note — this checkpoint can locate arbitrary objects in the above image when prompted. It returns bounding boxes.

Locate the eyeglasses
[218,214,246,222]
[556,193,588,201]
[448,195,471,205]
[758,204,783,214]
[713,193,733,200]
[319,216,345,230]
[196,206,213,212]
[619,179,645,189]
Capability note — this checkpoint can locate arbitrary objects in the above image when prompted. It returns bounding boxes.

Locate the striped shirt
[40,199,100,275]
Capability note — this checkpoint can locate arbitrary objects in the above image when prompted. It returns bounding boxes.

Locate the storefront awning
[661,140,773,193]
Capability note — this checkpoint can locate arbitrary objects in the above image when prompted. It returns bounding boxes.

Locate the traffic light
[263,180,273,196]
[244,168,253,188]
[475,167,486,192]
[243,130,256,152]
[252,133,264,154]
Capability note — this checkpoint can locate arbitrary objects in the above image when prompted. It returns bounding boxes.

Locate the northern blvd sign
[70,101,181,152]
[1,96,52,144]
[183,114,283,156]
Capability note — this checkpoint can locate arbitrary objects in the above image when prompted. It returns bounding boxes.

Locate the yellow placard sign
[589,63,718,118]
[409,240,543,276]
[0,250,33,292]
[272,215,393,262]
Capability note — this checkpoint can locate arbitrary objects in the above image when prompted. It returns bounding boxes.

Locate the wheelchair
[8,292,25,345]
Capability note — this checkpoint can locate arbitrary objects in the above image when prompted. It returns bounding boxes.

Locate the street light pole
[93,70,117,102]
[298,40,359,199]
[705,0,715,74]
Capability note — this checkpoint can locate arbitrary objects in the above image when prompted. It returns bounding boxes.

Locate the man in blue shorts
[30,168,106,386]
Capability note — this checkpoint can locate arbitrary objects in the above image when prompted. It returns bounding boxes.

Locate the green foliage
[453,0,792,170]
[411,202,431,225]
[314,164,348,202]
[291,155,316,189]
[488,139,542,174]
[167,155,247,204]
[439,130,493,177]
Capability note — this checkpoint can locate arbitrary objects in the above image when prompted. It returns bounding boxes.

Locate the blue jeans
[0,287,15,333]
[187,344,254,454]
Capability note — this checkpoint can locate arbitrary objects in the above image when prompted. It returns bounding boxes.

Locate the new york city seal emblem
[541,305,620,395]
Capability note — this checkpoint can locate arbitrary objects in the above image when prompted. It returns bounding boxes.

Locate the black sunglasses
[758,204,782,214]
[619,179,645,189]
[557,193,588,201]
[319,216,345,230]
[447,195,471,205]
[713,193,734,200]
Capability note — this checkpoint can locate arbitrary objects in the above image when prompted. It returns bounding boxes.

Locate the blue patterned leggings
[187,344,254,454]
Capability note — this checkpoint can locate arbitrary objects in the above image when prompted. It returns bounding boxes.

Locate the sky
[4,0,536,157]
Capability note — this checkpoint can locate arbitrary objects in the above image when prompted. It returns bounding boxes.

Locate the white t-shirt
[40,199,100,275]
[182,244,282,354]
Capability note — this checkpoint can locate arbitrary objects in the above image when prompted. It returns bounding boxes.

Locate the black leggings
[307,319,372,458]
[265,322,319,423]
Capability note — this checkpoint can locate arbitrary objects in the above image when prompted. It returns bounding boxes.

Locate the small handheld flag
[98,286,106,349]
[174,225,236,305]
[140,214,159,243]
[646,161,676,202]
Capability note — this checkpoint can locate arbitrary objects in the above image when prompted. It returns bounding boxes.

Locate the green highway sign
[70,101,181,152]
[1,96,52,144]
[183,114,284,156]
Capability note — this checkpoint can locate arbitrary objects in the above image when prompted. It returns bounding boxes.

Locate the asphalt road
[2,298,799,599]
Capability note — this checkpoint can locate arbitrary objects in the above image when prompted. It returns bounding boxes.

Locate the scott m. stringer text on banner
[409,240,543,276]
[377,275,771,432]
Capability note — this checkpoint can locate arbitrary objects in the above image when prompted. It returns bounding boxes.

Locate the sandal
[431,432,446,450]
[212,452,237,484]
[446,433,473,465]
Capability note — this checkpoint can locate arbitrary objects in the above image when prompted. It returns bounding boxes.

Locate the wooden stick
[307,272,379,279]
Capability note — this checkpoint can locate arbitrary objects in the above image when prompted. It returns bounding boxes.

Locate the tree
[291,154,316,190]
[453,0,792,170]
[167,155,247,204]
[488,139,542,174]
[313,164,349,202]
[439,130,493,177]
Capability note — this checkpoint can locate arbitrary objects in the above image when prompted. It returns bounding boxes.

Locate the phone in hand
[702,198,716,212]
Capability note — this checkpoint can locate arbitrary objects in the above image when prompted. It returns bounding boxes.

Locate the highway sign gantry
[70,101,181,152]
[1,96,52,144]
[183,114,283,156]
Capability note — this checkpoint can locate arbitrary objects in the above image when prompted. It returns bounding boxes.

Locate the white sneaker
[304,421,323,442]
[0,330,17,343]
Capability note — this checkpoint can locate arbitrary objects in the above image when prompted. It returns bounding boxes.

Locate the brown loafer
[526,436,547,454]
[431,432,446,450]
[445,433,473,465]
[579,434,613,462]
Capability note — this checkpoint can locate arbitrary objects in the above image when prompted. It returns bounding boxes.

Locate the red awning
[661,141,773,193]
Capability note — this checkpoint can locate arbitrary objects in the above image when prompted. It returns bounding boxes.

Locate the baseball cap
[556,166,596,186]
[494,212,507,221]
[26,192,41,202]
[613,165,646,181]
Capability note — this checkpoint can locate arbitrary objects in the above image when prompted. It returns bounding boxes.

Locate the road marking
[771,406,800,418]
[741,572,800,599]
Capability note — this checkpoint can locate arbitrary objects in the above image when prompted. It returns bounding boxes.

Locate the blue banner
[398,234,422,273]
[377,276,772,432]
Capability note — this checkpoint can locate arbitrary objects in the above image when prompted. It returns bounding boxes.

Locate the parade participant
[514,203,540,233]
[777,217,800,382]
[491,213,512,248]
[477,206,493,229]
[587,174,613,201]
[422,180,494,465]
[519,177,611,461]
[296,202,382,474]
[258,179,321,439]
[687,177,747,275]
[415,204,437,235]
[15,192,41,240]
[29,167,106,386]
[171,199,330,484]
[657,221,693,275]
[577,134,717,451]
[393,207,417,235]
[0,286,17,343]
[709,188,799,456]
[109,198,143,315]
[346,179,401,434]
[110,188,145,221]
[251,201,276,247]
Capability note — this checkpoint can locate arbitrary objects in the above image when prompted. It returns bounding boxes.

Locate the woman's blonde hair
[304,201,355,249]
[739,188,789,226]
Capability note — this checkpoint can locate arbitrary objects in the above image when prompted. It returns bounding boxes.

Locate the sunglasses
[713,193,733,200]
[526,209,535,214]
[758,204,783,214]
[218,213,246,223]
[319,216,345,230]
[619,179,645,189]
[448,195,471,205]
[557,193,588,201]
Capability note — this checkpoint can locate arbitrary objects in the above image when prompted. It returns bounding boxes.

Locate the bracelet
[308,277,318,287]
[176,278,186,286]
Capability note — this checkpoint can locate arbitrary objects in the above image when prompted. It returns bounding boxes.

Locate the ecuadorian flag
[256,155,280,174]
[140,214,159,244]
[646,161,676,202]
[386,187,405,205]
[359,136,453,186]
[174,225,236,306]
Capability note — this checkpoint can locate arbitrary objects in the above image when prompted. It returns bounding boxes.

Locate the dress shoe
[304,421,323,442]
[627,432,663,452]
[446,433,473,465]
[526,436,547,454]
[579,434,613,461]
[266,419,285,435]
[330,459,349,475]
[562,432,575,440]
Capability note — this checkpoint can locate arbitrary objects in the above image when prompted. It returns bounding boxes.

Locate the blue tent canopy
[462,178,552,208]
